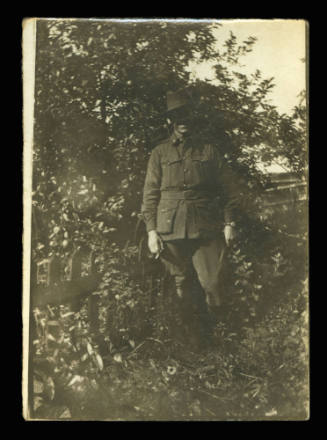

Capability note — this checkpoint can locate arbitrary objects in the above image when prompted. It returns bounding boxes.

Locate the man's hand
[148,230,164,259]
[224,225,236,247]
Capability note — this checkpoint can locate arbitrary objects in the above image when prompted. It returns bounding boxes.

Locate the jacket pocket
[157,201,179,234]
[162,159,182,187]
[191,157,211,183]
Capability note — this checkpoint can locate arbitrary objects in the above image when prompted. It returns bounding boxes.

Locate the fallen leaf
[47,320,61,326]
[34,396,43,411]
[114,353,122,363]
[87,342,94,356]
[59,407,71,418]
[81,353,89,362]
[265,408,278,417]
[47,333,57,342]
[67,375,84,387]
[91,379,99,390]
[96,353,104,371]
[44,377,55,401]
[60,312,75,319]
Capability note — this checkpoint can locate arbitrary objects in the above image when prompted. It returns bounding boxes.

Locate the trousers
[160,234,227,308]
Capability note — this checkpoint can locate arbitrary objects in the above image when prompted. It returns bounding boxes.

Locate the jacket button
[167,220,171,223]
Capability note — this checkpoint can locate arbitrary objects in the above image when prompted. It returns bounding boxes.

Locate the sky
[190,19,307,117]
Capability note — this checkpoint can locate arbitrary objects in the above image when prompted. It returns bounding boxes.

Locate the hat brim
[161,102,194,117]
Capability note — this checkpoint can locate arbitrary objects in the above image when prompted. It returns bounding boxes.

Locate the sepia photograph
[22,18,309,421]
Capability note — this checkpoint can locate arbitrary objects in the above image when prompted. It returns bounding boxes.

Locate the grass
[31,295,309,421]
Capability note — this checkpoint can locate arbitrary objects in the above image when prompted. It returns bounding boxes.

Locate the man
[141,88,246,348]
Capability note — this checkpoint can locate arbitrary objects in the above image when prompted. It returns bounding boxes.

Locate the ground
[31,297,309,421]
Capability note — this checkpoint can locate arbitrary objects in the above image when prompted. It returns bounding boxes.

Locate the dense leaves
[30,20,308,420]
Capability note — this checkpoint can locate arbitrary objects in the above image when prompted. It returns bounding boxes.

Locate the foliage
[32,250,308,420]
[31,201,308,420]
[32,20,306,255]
[30,20,308,420]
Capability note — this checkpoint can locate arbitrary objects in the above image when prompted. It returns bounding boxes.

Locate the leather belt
[160,189,215,201]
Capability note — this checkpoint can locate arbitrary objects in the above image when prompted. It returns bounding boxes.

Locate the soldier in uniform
[141,88,247,349]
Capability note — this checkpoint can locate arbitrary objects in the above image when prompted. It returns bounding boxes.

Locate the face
[167,106,193,136]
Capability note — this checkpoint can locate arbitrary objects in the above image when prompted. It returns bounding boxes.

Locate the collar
[171,130,186,146]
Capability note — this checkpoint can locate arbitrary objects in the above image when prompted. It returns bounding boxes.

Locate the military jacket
[141,134,246,241]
